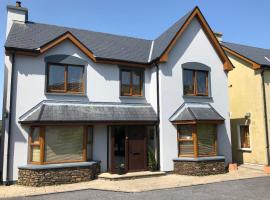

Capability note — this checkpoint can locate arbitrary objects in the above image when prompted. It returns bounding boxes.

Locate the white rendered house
[0,2,233,185]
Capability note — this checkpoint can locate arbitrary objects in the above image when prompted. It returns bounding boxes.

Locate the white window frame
[237,123,252,151]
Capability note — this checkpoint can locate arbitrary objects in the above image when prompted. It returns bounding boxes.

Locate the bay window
[28,126,93,164]
[177,124,217,157]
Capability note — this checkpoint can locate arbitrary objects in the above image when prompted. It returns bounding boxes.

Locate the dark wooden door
[127,127,146,172]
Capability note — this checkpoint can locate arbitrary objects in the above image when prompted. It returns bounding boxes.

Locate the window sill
[183,95,213,100]
[173,156,225,162]
[45,92,87,97]
[120,95,146,100]
[18,161,99,170]
[238,148,252,152]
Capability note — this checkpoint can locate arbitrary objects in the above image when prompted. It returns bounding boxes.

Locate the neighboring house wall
[227,53,267,165]
[158,18,232,171]
[262,70,270,165]
[5,40,157,180]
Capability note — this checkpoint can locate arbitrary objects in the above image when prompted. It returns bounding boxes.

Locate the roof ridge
[148,40,155,62]
[25,21,153,42]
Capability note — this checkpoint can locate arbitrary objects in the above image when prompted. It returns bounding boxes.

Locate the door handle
[131,152,140,155]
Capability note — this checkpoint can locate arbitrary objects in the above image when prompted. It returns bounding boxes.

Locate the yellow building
[221,41,270,167]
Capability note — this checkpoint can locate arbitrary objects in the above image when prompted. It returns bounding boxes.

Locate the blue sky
[0,0,270,113]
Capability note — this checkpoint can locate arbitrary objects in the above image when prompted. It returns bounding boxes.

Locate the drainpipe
[154,62,160,170]
[3,53,16,185]
[261,68,270,166]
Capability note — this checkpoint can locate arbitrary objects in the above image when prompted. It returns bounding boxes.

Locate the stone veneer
[173,156,226,176]
[17,161,100,187]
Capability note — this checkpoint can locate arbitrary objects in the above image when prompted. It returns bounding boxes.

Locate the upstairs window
[47,64,84,94]
[183,69,208,96]
[120,69,143,96]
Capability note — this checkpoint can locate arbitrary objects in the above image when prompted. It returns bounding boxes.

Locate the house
[0,2,233,186]
[221,40,270,171]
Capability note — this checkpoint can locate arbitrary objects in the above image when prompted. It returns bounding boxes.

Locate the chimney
[16,1,21,7]
[6,1,28,38]
[214,32,223,42]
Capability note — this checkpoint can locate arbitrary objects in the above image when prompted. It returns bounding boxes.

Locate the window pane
[121,71,131,95]
[67,66,84,92]
[31,146,40,162]
[178,125,193,140]
[132,72,142,95]
[183,70,194,95]
[240,125,250,148]
[87,127,93,161]
[196,71,208,95]
[45,126,84,162]
[31,127,40,144]
[48,65,65,91]
[179,141,194,156]
[197,124,216,156]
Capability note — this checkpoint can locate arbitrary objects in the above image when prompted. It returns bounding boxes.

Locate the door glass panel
[87,127,93,161]
[113,127,126,170]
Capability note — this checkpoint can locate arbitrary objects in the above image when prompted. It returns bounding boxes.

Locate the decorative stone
[173,157,226,176]
[17,162,100,187]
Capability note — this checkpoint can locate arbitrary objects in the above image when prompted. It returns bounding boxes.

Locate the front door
[110,126,147,173]
[127,127,147,172]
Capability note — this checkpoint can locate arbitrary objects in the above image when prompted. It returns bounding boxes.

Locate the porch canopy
[169,103,224,124]
[19,100,158,124]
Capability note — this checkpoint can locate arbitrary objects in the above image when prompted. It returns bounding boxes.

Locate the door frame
[109,125,147,173]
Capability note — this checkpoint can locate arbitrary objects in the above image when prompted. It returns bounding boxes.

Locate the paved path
[7,176,270,200]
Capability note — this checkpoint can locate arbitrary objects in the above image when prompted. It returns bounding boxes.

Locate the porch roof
[169,103,224,123]
[19,101,158,124]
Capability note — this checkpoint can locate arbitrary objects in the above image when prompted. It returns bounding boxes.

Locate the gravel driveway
[7,176,270,200]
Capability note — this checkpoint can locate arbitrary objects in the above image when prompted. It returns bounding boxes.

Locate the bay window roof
[19,101,157,124]
[170,103,224,123]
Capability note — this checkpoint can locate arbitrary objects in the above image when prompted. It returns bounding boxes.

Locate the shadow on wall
[230,118,247,164]
[161,18,201,77]
[217,122,232,164]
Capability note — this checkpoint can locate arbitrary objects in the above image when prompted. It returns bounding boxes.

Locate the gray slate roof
[19,101,157,123]
[5,8,195,63]
[222,42,270,66]
[170,103,224,122]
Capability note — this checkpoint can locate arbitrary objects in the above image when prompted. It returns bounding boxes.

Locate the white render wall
[5,40,157,181]
[158,18,232,171]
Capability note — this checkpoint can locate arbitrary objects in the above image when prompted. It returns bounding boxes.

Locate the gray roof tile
[222,42,270,66]
[5,8,195,63]
[19,101,157,123]
[170,103,224,122]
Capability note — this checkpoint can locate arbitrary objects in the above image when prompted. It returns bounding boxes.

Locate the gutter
[261,68,270,166]
[154,62,161,170]
[1,53,16,185]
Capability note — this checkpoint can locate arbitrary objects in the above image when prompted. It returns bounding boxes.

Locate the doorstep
[98,171,166,181]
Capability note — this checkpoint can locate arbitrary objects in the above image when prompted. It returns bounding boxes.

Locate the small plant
[117,163,125,175]
[148,148,157,171]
